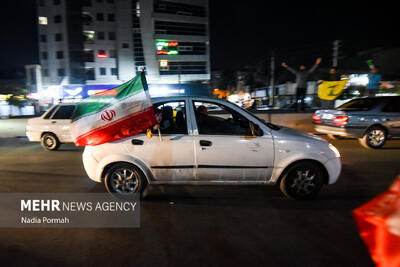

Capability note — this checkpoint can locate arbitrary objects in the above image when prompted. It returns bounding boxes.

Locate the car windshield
[337,98,379,111]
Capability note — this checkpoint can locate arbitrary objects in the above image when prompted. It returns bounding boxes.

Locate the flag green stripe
[72,75,144,122]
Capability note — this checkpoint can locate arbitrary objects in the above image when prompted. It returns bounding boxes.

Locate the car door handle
[51,121,57,124]
[199,140,212,146]
[131,139,144,145]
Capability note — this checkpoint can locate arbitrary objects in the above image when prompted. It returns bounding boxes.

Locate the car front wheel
[104,163,147,196]
[359,126,387,149]
[280,161,324,200]
[41,133,60,151]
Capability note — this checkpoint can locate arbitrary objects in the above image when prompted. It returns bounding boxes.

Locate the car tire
[41,133,60,151]
[104,163,147,197]
[359,126,387,149]
[279,161,324,200]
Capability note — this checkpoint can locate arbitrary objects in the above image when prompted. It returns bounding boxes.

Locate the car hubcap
[110,168,139,193]
[289,168,316,196]
[367,130,385,146]
[45,137,55,148]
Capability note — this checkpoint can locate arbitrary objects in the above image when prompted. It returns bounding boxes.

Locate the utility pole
[268,51,275,106]
[333,40,340,67]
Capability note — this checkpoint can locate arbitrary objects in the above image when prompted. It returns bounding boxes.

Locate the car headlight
[329,144,340,158]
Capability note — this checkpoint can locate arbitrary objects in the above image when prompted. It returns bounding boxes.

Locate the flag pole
[157,124,163,142]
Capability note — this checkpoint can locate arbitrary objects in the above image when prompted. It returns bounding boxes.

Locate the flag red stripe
[75,107,157,146]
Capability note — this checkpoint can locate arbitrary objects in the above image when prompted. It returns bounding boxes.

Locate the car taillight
[312,114,322,123]
[333,116,349,126]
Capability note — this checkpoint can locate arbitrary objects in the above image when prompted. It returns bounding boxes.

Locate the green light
[168,50,178,55]
[156,41,169,47]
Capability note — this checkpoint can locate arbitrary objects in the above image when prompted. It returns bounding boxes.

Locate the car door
[191,99,274,182]
[381,98,400,137]
[46,104,75,142]
[125,100,196,182]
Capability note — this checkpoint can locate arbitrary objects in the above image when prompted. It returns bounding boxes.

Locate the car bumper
[325,157,341,184]
[82,148,101,183]
[314,124,364,138]
[26,130,40,142]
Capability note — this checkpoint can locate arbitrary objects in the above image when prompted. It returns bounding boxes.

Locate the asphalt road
[0,137,400,266]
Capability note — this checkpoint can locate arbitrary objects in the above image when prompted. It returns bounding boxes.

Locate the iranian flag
[70,73,157,146]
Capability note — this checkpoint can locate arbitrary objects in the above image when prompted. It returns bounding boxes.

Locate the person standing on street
[282,57,322,111]
[366,67,382,97]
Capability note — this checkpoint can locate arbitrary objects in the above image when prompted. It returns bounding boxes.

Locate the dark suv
[313,96,400,149]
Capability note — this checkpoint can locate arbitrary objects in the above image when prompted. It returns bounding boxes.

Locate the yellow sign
[318,79,349,100]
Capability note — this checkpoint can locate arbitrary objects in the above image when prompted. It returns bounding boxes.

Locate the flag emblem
[101,110,116,122]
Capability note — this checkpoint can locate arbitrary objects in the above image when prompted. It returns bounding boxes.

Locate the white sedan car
[26,103,75,151]
[83,96,341,199]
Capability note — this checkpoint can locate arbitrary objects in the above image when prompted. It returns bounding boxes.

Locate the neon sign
[156,39,179,55]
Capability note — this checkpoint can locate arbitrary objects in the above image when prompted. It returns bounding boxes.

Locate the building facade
[35,0,210,101]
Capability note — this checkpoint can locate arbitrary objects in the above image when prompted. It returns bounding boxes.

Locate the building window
[54,15,62,23]
[122,43,129,48]
[100,67,106,75]
[107,13,115,22]
[108,32,115,40]
[111,68,117,75]
[84,50,94,62]
[57,68,65,76]
[82,12,93,25]
[42,52,48,60]
[38,17,48,25]
[155,20,207,36]
[55,33,63,41]
[96,13,104,21]
[56,51,64,59]
[97,32,105,40]
[83,0,91,7]
[40,35,47,42]
[42,69,49,77]
[109,50,116,58]
[53,0,61,5]
[85,67,95,80]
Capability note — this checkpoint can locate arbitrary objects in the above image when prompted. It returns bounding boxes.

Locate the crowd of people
[281,58,383,111]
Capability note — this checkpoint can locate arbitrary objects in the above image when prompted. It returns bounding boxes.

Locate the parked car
[82,96,341,200]
[313,96,400,149]
[26,103,76,151]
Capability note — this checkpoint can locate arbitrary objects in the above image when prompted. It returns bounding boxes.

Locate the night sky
[0,0,397,78]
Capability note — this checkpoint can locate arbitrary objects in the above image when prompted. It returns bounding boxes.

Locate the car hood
[274,125,327,143]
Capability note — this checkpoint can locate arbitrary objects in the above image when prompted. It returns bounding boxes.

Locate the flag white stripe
[70,90,151,139]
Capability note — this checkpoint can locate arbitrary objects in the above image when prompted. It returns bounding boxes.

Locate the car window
[153,101,187,134]
[193,101,252,136]
[337,98,378,111]
[382,98,400,113]
[52,105,75,120]
[43,105,58,119]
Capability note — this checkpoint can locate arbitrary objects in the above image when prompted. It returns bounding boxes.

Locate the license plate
[321,113,334,120]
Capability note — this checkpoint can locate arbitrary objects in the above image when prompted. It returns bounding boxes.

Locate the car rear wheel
[280,161,324,200]
[359,126,387,149]
[41,133,60,151]
[104,163,147,196]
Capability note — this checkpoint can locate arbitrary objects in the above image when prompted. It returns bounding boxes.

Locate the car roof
[152,96,225,103]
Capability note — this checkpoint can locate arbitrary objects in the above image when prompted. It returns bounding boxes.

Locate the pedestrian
[366,66,382,97]
[282,57,322,111]
[320,66,341,109]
